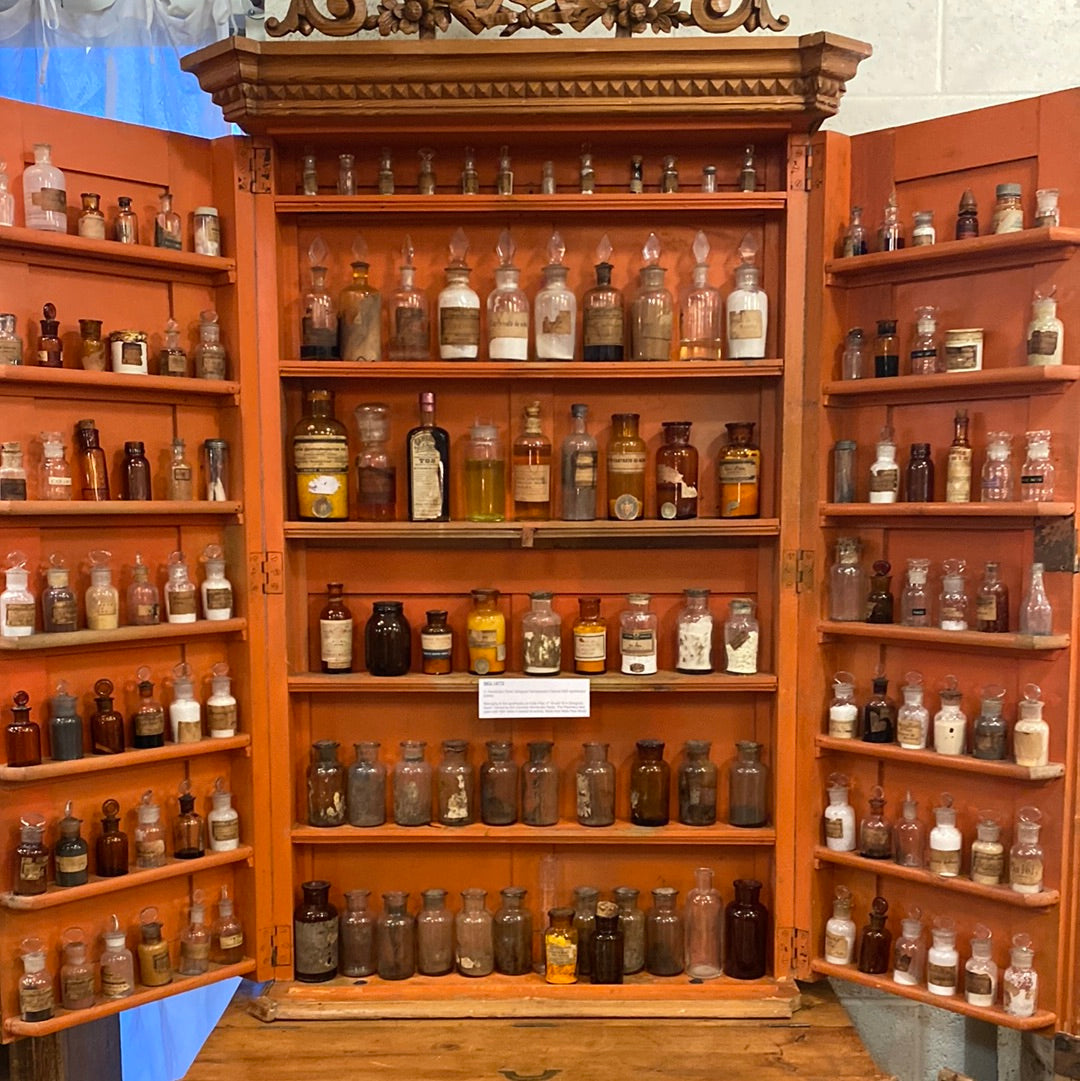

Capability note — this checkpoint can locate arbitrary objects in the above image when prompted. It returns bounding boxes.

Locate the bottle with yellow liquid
[293,388,349,520]
[717,421,760,518]
[464,422,505,522]
[467,588,506,675]
[544,907,578,984]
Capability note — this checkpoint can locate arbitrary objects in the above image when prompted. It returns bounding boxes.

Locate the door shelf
[291,822,775,845]
[0,365,240,406]
[813,847,1059,909]
[288,671,778,693]
[824,226,1080,288]
[0,735,251,784]
[0,500,242,523]
[811,961,1055,1032]
[820,502,1075,524]
[2,958,256,1039]
[822,366,1079,407]
[817,621,1069,653]
[0,845,254,911]
[0,223,238,286]
[0,617,247,654]
[814,736,1064,781]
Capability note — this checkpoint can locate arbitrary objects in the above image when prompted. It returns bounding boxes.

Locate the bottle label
[910,348,938,363]
[971,849,1004,881]
[294,436,349,474]
[63,972,95,1003]
[79,216,107,240]
[394,308,428,355]
[946,449,973,501]
[1013,726,1048,766]
[636,312,673,357]
[542,309,573,336]
[20,985,54,1014]
[176,717,202,743]
[320,618,354,667]
[895,716,924,746]
[359,466,395,505]
[620,629,655,655]
[927,962,957,989]
[208,703,238,733]
[719,461,758,483]
[0,477,26,499]
[116,341,148,371]
[195,216,221,255]
[440,306,480,347]
[137,838,167,863]
[172,465,193,483]
[869,468,899,493]
[944,343,981,371]
[0,340,21,364]
[151,949,171,975]
[824,818,844,839]
[928,847,961,875]
[409,430,445,520]
[101,969,133,998]
[861,824,891,851]
[513,463,550,502]
[19,856,46,880]
[468,628,505,655]
[46,476,73,491]
[729,308,764,340]
[1011,857,1043,887]
[894,951,913,973]
[421,631,453,658]
[545,942,577,967]
[612,493,642,520]
[169,587,198,616]
[219,932,244,950]
[339,309,381,362]
[135,708,165,737]
[154,222,182,251]
[993,206,1024,232]
[965,970,993,997]
[488,309,529,340]
[206,587,233,611]
[1028,330,1059,356]
[572,450,598,486]
[161,349,187,375]
[824,931,851,963]
[136,602,160,623]
[1021,473,1045,487]
[56,853,88,873]
[183,942,212,964]
[608,450,646,473]
[5,602,35,628]
[976,597,1000,622]
[574,629,606,661]
[32,187,67,212]
[828,710,857,739]
[583,307,623,347]
[212,817,240,842]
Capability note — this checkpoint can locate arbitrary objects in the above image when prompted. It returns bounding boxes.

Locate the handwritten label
[478,678,590,719]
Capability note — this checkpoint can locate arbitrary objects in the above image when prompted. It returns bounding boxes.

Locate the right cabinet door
[802,90,1080,1034]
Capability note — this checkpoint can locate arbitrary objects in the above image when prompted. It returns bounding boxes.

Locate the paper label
[212,818,240,841]
[169,588,197,616]
[32,187,66,212]
[56,853,88,873]
[572,450,597,486]
[513,464,550,502]
[208,703,237,732]
[478,678,590,719]
[944,344,981,371]
[135,708,165,736]
[409,431,445,519]
[1028,330,1059,356]
[206,587,233,611]
[294,436,349,473]
[583,307,623,347]
[824,818,844,839]
[608,451,646,473]
[1011,857,1043,887]
[729,309,764,340]
[489,310,529,339]
[320,619,353,667]
[966,971,993,996]
[928,847,961,875]
[542,309,573,336]
[219,932,244,950]
[574,630,606,661]
[394,308,428,354]
[5,602,35,627]
[440,306,480,346]
[927,962,957,989]
[719,461,758,482]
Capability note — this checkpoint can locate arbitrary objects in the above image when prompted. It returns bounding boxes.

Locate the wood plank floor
[184,982,888,1081]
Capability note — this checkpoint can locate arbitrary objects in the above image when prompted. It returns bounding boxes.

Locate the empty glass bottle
[394,740,432,826]
[415,888,453,976]
[388,236,430,360]
[348,741,386,827]
[481,740,518,826]
[456,888,494,977]
[494,886,533,975]
[340,889,376,977]
[377,891,416,980]
[829,538,864,621]
[179,893,212,976]
[685,867,723,979]
[354,403,396,522]
[174,780,205,859]
[576,743,615,827]
[646,887,683,976]
[307,740,346,827]
[90,678,124,755]
[60,929,95,1010]
[729,741,768,827]
[95,799,128,878]
[679,740,717,826]
[521,740,558,826]
[841,326,866,379]
[856,896,891,974]
[1021,430,1055,501]
[630,739,669,826]
[981,432,1013,500]
[437,739,474,826]
[1019,562,1053,635]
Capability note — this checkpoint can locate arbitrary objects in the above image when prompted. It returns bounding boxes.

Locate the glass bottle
[729,741,768,827]
[14,812,48,895]
[0,312,22,366]
[206,665,237,739]
[338,239,382,363]
[481,740,517,826]
[95,799,128,878]
[407,391,451,522]
[827,672,859,740]
[607,412,647,520]
[336,153,355,196]
[377,891,416,980]
[487,229,530,361]
[320,582,354,674]
[307,740,346,827]
[629,156,644,194]
[463,421,505,523]
[208,777,239,852]
[522,593,561,676]
[456,888,494,976]
[869,426,899,502]
[1027,292,1064,367]
[0,442,26,501]
[33,302,61,368]
[872,319,899,378]
[415,888,453,976]
[100,916,135,999]
[467,588,505,674]
[619,593,657,675]
[824,886,856,965]
[856,896,892,975]
[992,182,1024,233]
[300,236,337,360]
[863,672,896,744]
[945,409,973,503]
[956,189,979,238]
[896,673,930,750]
[909,306,940,374]
[544,907,578,984]
[646,886,682,975]
[198,544,233,622]
[893,910,925,986]
[859,785,892,859]
[338,890,376,977]
[579,149,596,195]
[824,773,856,851]
[1019,562,1053,635]
[513,401,552,520]
[121,441,151,501]
[572,596,606,675]
[169,662,202,743]
[829,538,863,621]
[970,811,1005,886]
[495,145,513,195]
[153,190,182,249]
[91,677,124,755]
[534,231,576,361]
[114,196,138,243]
[377,148,393,195]
[1,555,34,639]
[0,162,15,228]
[294,881,338,983]
[179,893,212,976]
[912,209,936,246]
[1014,683,1049,768]
[23,143,67,232]
[736,144,757,191]
[134,789,167,869]
[420,609,453,676]
[679,230,723,361]
[167,438,194,501]
[939,558,969,630]
[1003,934,1039,1018]
[833,439,856,502]
[576,742,615,827]
[1021,430,1055,501]
[1010,807,1044,894]
[164,550,197,624]
[673,740,719,827]
[582,235,624,362]
[365,601,411,677]
[300,150,319,195]
[975,561,1009,633]
[154,317,188,377]
[905,444,934,501]
[77,318,104,371]
[612,886,645,975]
[460,148,479,195]
[842,206,868,257]
[347,740,386,827]
[1035,188,1060,228]
[561,404,597,522]
[630,738,669,826]
[49,681,83,761]
[174,780,205,859]
[726,232,768,358]
[437,228,480,360]
[978,431,1013,501]
[193,310,227,380]
[972,685,1008,760]
[387,235,430,360]
[131,668,165,749]
[590,900,623,984]
[841,327,866,379]
[866,560,894,623]
[58,930,94,1012]
[682,867,723,979]
[55,801,88,886]
[660,155,679,193]
[878,188,904,251]
[521,740,559,826]
[4,689,40,767]
[654,420,698,520]
[928,793,962,877]
[630,232,674,361]
[293,388,348,521]
[927,917,959,997]
[725,879,768,979]
[212,887,245,966]
[437,739,474,826]
[136,907,172,987]
[895,795,929,869]
[676,587,713,674]
[75,419,109,500]
[933,675,967,756]
[393,740,432,826]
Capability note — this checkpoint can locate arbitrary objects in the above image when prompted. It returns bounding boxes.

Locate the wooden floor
[184,981,888,1081]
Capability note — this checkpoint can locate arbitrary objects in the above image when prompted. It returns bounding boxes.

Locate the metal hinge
[782,549,815,593]
[788,142,812,192]
[249,551,284,594]
[239,143,273,195]
[776,927,810,976]
[1034,516,1078,573]
[271,925,292,967]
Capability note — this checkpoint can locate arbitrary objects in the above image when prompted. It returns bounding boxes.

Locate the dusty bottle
[856,896,892,975]
[824,886,856,965]
[338,239,382,362]
[114,196,138,244]
[582,235,624,361]
[893,909,925,986]
[901,558,932,626]
[676,740,717,826]
[676,588,713,674]
[481,740,517,826]
[493,886,532,976]
[646,886,683,976]
[729,741,768,827]
[300,236,337,360]
[294,881,338,983]
[521,740,559,826]
[307,740,346,827]
[179,892,212,976]
[630,738,669,826]
[437,739,474,826]
[154,190,182,249]
[75,419,109,500]
[212,887,245,965]
[858,785,892,859]
[972,685,1008,760]
[415,888,453,976]
[0,441,26,500]
[1027,292,1064,367]
[348,740,386,827]
[340,890,376,977]
[577,742,616,827]
[377,891,416,980]
[55,802,88,887]
[95,799,128,878]
[5,689,41,766]
[131,668,165,749]
[134,790,167,869]
[522,592,561,676]
[91,678,125,755]
[981,432,1013,501]
[975,561,1009,633]
[194,310,226,379]
[337,153,355,196]
[878,188,904,251]
[14,813,48,895]
[607,412,647,520]
[685,867,723,979]
[614,886,645,974]
[100,916,135,999]
[320,583,354,674]
[630,232,674,361]
[159,317,188,376]
[956,189,979,238]
[725,879,768,979]
[456,888,494,977]
[460,147,479,195]
[393,740,432,826]
[49,681,83,761]
[0,313,22,366]
[1010,807,1044,895]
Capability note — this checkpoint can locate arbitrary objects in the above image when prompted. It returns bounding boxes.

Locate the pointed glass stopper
[350,234,368,265]
[496,229,516,267]
[448,228,469,267]
[692,229,710,266]
[737,232,758,267]
[595,233,613,264]
[642,232,662,266]
[401,234,415,268]
[546,230,566,266]
[308,235,328,269]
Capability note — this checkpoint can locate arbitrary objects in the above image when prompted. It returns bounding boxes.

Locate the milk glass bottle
[726,233,768,358]
[200,544,233,621]
[675,588,712,674]
[828,672,858,739]
[208,777,240,851]
[896,673,930,749]
[970,811,1004,885]
[1026,292,1064,366]
[23,144,67,232]
[824,886,856,964]
[965,925,998,1006]
[487,229,529,361]
[630,232,673,361]
[1013,683,1049,768]
[893,910,925,986]
[927,917,959,997]
[619,593,657,675]
[134,791,167,868]
[894,793,925,868]
[928,793,962,877]
[535,231,575,361]
[522,592,561,676]
[939,559,969,630]
[388,235,430,360]
[438,228,480,360]
[684,867,723,979]
[933,675,966,756]
[679,230,723,361]
[829,538,864,621]
[981,432,1013,501]
[1,553,35,638]
[1010,807,1044,894]
[824,773,856,851]
[1003,934,1039,1018]
[868,426,899,503]
[165,550,198,624]
[1021,431,1055,501]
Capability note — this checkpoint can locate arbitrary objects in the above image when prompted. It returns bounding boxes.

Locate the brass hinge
[239,143,273,195]
[249,551,284,594]
[271,925,292,967]
[782,550,815,593]
[775,927,810,976]
[788,142,812,192]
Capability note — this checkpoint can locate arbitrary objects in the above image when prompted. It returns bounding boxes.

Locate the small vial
[912,210,936,246]
[629,156,644,194]
[337,153,355,196]
[701,165,717,193]
[579,150,595,195]
[540,161,556,195]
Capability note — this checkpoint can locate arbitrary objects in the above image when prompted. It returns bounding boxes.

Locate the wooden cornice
[182,33,871,135]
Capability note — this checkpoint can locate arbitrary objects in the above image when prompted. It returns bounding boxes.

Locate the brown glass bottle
[630,739,669,826]
[121,441,152,500]
[37,303,62,368]
[976,561,1009,632]
[96,799,129,878]
[420,609,453,674]
[5,690,41,767]
[480,740,517,826]
[945,409,973,503]
[856,896,892,974]
[74,419,110,500]
[365,600,411,676]
[90,679,125,755]
[14,814,49,895]
[521,740,558,827]
[493,886,533,976]
[607,413,647,521]
[655,421,698,520]
[678,740,717,826]
[174,785,206,859]
[645,887,682,975]
[717,422,760,518]
[294,880,339,983]
[319,582,354,674]
[905,443,934,501]
[724,878,768,979]
[591,900,624,984]
[572,596,606,675]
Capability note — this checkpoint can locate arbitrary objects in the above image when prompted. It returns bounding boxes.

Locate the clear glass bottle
[0,312,22,366]
[512,401,552,520]
[1019,562,1053,635]
[174,779,205,859]
[878,188,904,251]
[573,595,606,675]
[208,777,239,851]
[579,149,596,195]
[992,182,1024,233]
[895,792,925,868]
[824,772,856,851]
[167,438,194,501]
[301,151,319,195]
[933,675,967,756]
[736,144,757,191]
[535,230,576,361]
[137,908,172,987]
[945,409,973,503]
[820,887,857,969]
[0,442,26,500]
[437,228,480,360]
[975,561,1009,633]
[863,672,895,744]
[829,537,863,621]
[60,928,95,1011]
[896,672,930,749]
[842,206,868,257]
[964,925,998,1006]
[630,232,674,361]
[83,549,118,631]
[859,784,892,859]
[169,662,202,743]
[437,739,474,826]
[544,907,578,984]
[656,421,698,520]
[1010,806,1044,894]
[417,148,436,195]
[460,147,479,195]
[613,886,645,974]
[415,888,453,976]
[972,685,1008,760]
[927,917,959,997]
[294,881,338,983]
[1027,292,1064,367]
[132,668,165,750]
[970,811,1005,886]
[100,916,135,999]
[619,593,657,675]
[869,426,899,502]
[114,196,138,244]
[49,681,83,761]
[340,889,376,977]
[1014,683,1049,768]
[1003,934,1039,1018]
[956,189,979,238]
[192,206,219,257]
[1035,188,1060,227]
[561,403,597,521]
[607,412,647,520]
[388,235,430,360]
[729,740,769,828]
[76,317,104,371]
[179,892,212,976]
[54,801,88,887]
[912,209,936,246]
[194,309,227,380]
[157,317,188,377]
[164,550,197,624]
[32,433,68,503]
[981,432,1013,501]
[833,439,856,502]
[0,162,14,228]
[456,888,494,976]
[582,234,624,362]
[95,799,128,878]
[75,418,109,500]
[495,145,513,195]
[909,305,940,374]
[893,909,925,986]
[577,741,615,827]
[630,156,644,194]
[1021,430,1055,502]
[726,232,768,358]
[393,739,432,826]
[133,789,167,869]
[676,587,713,674]
[377,148,393,195]
[1,553,34,638]
[467,588,505,675]
[13,812,48,895]
[939,558,969,630]
[857,896,892,975]
[307,739,346,827]
[487,229,530,361]
[347,740,386,827]
[646,886,683,976]
[827,672,859,739]
[630,738,669,826]
[684,866,723,979]
[407,391,450,522]
[336,153,355,196]
[481,740,517,826]
[659,155,678,194]
[841,327,866,379]
[300,236,337,360]
[521,740,559,826]
[522,593,561,676]
[463,421,505,523]
[928,792,962,877]
[679,230,723,361]
[154,190,182,250]
[23,143,67,233]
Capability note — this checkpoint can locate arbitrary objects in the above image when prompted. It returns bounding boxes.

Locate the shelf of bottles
[289,671,778,693]
[280,359,785,380]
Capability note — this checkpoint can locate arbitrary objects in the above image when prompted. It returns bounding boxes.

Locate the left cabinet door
[0,100,270,1041]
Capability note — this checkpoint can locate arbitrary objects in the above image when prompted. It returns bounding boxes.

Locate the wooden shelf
[822,366,1080,407]
[0,846,254,910]
[817,621,1069,653]
[813,847,1059,909]
[279,359,784,380]
[291,821,775,845]
[274,192,787,215]
[0,365,239,405]
[0,735,251,784]
[814,735,1065,781]
[824,227,1080,287]
[0,617,247,653]
[2,958,256,1038]
[811,961,1055,1032]
[288,670,778,693]
[820,501,1075,524]
[0,500,241,522]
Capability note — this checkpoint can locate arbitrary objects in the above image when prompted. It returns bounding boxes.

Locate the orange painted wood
[823,365,1080,406]
[820,502,1075,520]
[280,359,785,380]
[818,621,1070,652]
[0,617,247,653]
[0,366,239,405]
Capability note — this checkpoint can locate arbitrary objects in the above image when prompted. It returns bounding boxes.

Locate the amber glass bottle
[5,690,41,767]
[630,739,670,826]
[607,413,647,520]
[512,401,552,520]
[319,583,354,674]
[856,896,892,974]
[293,389,349,520]
[294,881,339,983]
[572,596,607,674]
[655,421,698,520]
[74,419,110,500]
[724,879,768,979]
[420,609,453,674]
[717,422,760,518]
[14,814,48,895]
[90,679,125,755]
[96,799,129,877]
